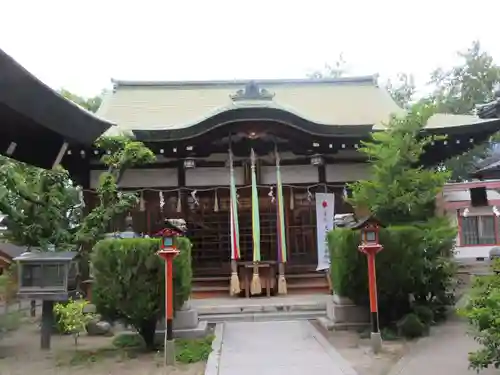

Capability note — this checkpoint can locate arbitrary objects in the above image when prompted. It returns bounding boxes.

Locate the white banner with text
[315,193,335,271]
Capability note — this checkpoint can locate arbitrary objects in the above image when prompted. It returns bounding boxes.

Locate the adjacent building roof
[0,48,114,169]
[477,93,500,119]
[0,242,27,260]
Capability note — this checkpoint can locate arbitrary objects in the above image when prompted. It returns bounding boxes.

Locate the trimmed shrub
[91,237,192,350]
[329,218,456,325]
[397,313,425,339]
[413,305,434,326]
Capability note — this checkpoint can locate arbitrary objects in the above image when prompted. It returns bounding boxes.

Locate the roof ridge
[111,75,379,89]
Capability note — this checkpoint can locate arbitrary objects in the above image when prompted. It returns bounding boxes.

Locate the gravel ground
[0,317,205,375]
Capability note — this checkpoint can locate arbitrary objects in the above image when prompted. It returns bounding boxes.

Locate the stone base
[174,308,199,330]
[370,332,382,354]
[155,320,209,341]
[327,294,368,324]
[165,339,176,365]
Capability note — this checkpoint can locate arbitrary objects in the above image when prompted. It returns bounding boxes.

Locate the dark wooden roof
[0,242,27,259]
[477,94,500,119]
[13,251,78,262]
[350,215,385,229]
[0,48,114,169]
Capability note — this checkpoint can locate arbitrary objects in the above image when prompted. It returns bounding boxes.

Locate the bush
[91,237,192,350]
[397,313,426,339]
[54,299,96,347]
[460,272,500,371]
[329,218,456,325]
[112,332,146,350]
[412,304,434,326]
[176,335,215,364]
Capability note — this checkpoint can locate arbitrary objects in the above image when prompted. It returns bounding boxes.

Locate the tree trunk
[138,318,157,350]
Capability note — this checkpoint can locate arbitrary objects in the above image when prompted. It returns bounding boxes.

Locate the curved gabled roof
[98,76,404,137]
[0,48,114,168]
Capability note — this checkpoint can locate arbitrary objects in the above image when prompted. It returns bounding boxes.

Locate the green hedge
[91,237,192,348]
[328,219,456,324]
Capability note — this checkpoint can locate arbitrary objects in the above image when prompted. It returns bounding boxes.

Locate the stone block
[82,303,96,314]
[86,320,113,336]
[327,295,368,324]
[155,320,209,341]
[174,308,199,330]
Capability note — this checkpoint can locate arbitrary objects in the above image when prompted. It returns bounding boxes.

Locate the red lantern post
[157,227,181,365]
[352,215,384,353]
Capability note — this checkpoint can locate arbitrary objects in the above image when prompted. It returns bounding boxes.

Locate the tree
[348,104,449,224]
[386,73,416,108]
[54,299,96,347]
[308,53,348,79]
[59,89,104,113]
[428,41,500,181]
[460,264,500,371]
[0,136,155,252]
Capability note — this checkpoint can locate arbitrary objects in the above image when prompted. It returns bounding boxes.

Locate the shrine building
[3,46,500,297]
[68,77,500,296]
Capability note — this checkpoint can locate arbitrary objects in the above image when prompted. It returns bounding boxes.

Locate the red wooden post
[354,216,384,353]
[157,229,180,365]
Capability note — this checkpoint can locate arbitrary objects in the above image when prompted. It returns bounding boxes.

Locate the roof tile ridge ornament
[230,81,275,102]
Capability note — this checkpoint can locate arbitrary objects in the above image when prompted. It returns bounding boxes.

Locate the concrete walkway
[212,321,357,375]
[389,317,498,375]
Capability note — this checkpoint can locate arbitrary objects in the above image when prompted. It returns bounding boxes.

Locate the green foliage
[348,106,450,225]
[385,73,416,108]
[59,88,104,113]
[460,272,500,371]
[0,136,154,252]
[0,311,22,337]
[175,335,215,364]
[329,220,456,325]
[397,313,426,339]
[91,237,192,350]
[112,333,146,350]
[428,41,500,181]
[0,265,17,303]
[412,304,434,326]
[54,299,96,346]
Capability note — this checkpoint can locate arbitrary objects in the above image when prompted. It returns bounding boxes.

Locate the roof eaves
[110,75,379,89]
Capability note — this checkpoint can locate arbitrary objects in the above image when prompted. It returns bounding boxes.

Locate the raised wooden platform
[191,269,330,299]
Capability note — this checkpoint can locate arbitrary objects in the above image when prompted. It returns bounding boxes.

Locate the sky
[1,0,499,98]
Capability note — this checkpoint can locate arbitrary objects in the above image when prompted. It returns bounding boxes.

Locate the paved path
[215,321,357,375]
[389,317,498,375]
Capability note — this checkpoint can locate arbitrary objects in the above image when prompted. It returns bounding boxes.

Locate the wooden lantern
[13,251,79,301]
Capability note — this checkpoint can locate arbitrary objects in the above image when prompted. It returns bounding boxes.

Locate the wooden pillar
[40,300,54,350]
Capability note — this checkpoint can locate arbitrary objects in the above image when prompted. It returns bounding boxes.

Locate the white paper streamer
[290,187,295,210]
[191,190,199,206]
[159,191,165,208]
[176,190,182,213]
[214,189,219,212]
[307,187,313,202]
[343,187,348,200]
[268,186,275,203]
[139,191,146,211]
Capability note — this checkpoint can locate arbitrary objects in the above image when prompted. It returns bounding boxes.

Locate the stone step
[316,317,369,331]
[196,300,327,315]
[199,310,326,323]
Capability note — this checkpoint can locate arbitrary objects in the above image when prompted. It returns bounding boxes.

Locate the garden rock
[86,320,112,336]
